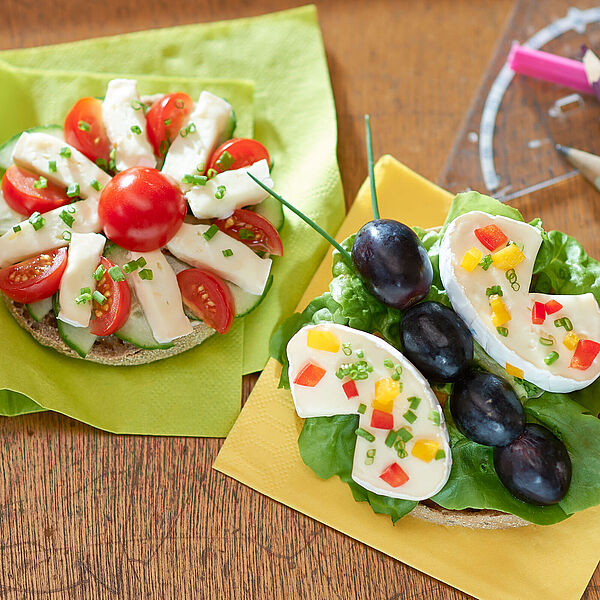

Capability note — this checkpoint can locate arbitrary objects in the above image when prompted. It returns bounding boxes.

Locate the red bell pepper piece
[570,339,600,370]
[370,409,394,429]
[294,362,326,387]
[342,380,359,400]
[544,299,563,315]
[532,301,546,325]
[379,463,409,488]
[474,224,508,252]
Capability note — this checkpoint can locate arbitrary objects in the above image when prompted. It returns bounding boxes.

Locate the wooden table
[1,1,598,598]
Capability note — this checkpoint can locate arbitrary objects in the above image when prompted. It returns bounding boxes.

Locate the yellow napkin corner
[214,156,600,600]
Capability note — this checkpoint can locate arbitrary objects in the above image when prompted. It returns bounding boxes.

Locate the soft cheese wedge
[287,324,451,501]
[439,211,600,393]
[0,190,24,235]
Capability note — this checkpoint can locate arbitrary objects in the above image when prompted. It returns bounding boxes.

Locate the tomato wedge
[207,138,271,174]
[2,165,71,216]
[89,257,132,336]
[0,248,67,303]
[176,269,234,335]
[214,209,283,256]
[145,92,193,157]
[64,97,111,165]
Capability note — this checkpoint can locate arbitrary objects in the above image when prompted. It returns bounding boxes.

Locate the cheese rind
[126,249,193,344]
[186,160,271,219]
[102,79,155,171]
[166,223,272,296]
[58,232,106,328]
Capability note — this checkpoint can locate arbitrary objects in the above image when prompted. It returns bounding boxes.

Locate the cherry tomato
[2,166,71,217]
[98,167,186,252]
[0,248,68,303]
[89,257,131,336]
[214,209,283,256]
[63,97,111,165]
[145,92,193,157]
[207,138,271,174]
[176,268,234,334]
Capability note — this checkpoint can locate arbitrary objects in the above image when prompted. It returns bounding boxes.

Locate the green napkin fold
[0,4,345,375]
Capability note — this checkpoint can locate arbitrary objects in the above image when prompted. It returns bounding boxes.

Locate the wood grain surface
[1,1,599,598]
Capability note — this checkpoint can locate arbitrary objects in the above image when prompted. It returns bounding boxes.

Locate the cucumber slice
[0,125,63,176]
[104,244,174,350]
[52,295,97,358]
[223,108,237,142]
[252,195,284,231]
[230,275,273,317]
[26,297,53,322]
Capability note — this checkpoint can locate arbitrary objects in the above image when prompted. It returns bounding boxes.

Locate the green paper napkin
[0,60,254,436]
[0,5,345,375]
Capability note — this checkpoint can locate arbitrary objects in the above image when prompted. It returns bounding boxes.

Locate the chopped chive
[383,358,394,368]
[174,99,185,109]
[131,100,145,111]
[59,210,75,228]
[48,160,57,173]
[75,292,92,304]
[136,257,147,268]
[479,254,493,270]
[342,343,352,356]
[403,410,417,424]
[428,410,441,426]
[66,182,80,198]
[33,176,47,189]
[66,205,76,213]
[163,118,172,126]
[397,428,413,443]
[80,287,91,294]
[123,260,139,274]
[544,351,559,366]
[90,178,102,191]
[93,265,106,281]
[159,140,169,157]
[215,185,226,200]
[12,224,21,233]
[394,438,408,459]
[496,326,509,337]
[355,428,375,442]
[238,228,255,240]
[539,336,554,346]
[486,285,503,297]
[206,168,217,179]
[182,174,207,186]
[222,248,233,258]
[28,212,45,231]
[196,162,205,173]
[356,349,364,359]
[408,396,421,410]
[215,150,235,171]
[130,125,142,135]
[385,430,399,447]
[203,224,219,241]
[77,120,91,132]
[62,230,71,241]
[92,290,107,305]
[435,449,446,461]
[96,158,108,170]
[391,371,401,381]
[138,268,153,280]
[108,266,125,282]
[365,454,375,466]
[59,147,72,158]
[554,317,573,331]
[357,403,367,414]
[187,122,196,134]
[109,148,116,161]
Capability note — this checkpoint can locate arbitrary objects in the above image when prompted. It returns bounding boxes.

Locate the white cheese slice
[126,249,192,344]
[161,91,232,189]
[58,232,105,328]
[186,160,271,219]
[439,211,600,393]
[102,79,156,171]
[0,190,24,235]
[166,223,271,296]
[287,324,451,501]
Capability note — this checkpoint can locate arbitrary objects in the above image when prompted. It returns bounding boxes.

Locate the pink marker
[507,44,594,95]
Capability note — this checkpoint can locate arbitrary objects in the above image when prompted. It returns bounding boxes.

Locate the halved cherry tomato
[89,257,131,336]
[64,97,111,165]
[2,165,71,216]
[98,167,186,252]
[145,92,193,157]
[207,138,271,174]
[176,268,234,335]
[0,248,67,303]
[214,209,283,256]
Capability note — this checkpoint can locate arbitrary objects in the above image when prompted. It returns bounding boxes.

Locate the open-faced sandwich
[0,79,283,365]
[263,118,600,529]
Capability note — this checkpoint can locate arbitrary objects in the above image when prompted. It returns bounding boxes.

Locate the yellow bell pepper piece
[563,331,580,351]
[411,439,440,463]
[506,363,524,379]
[489,294,511,327]
[306,329,340,353]
[460,247,483,272]
[491,244,525,270]
[372,378,400,412]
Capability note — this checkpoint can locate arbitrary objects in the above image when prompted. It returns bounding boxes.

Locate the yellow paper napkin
[214,155,600,600]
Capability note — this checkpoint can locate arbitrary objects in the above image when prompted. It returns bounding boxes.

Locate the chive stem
[365,114,380,220]
[247,173,353,265]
